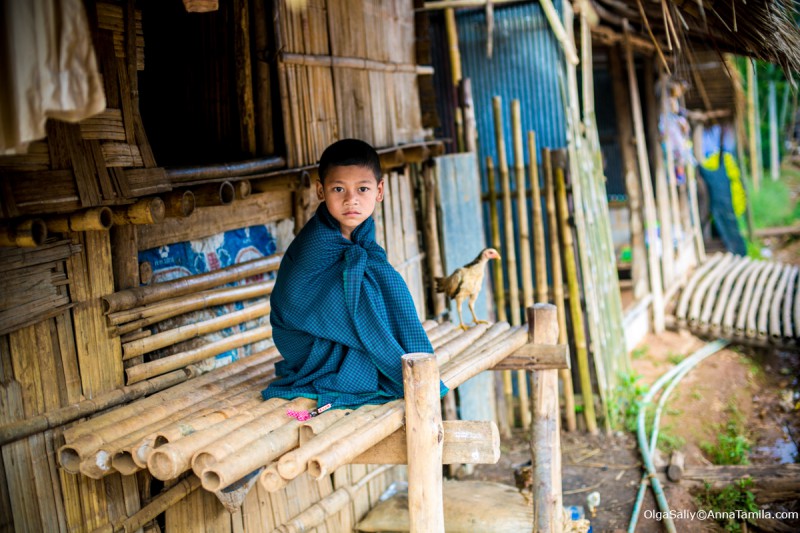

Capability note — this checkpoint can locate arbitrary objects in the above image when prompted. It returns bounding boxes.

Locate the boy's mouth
[343,211,360,216]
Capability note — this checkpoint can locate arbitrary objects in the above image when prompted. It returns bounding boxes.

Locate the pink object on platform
[286,409,311,421]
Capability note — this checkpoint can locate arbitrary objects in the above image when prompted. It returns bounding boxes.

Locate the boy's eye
[358,187,370,193]
[332,186,344,193]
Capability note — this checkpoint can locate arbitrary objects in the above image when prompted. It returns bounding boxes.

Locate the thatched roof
[591,0,800,74]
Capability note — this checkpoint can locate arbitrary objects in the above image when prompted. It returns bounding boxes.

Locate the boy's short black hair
[318,138,382,183]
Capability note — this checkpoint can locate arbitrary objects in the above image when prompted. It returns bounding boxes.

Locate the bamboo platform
[55,304,568,531]
[671,253,800,347]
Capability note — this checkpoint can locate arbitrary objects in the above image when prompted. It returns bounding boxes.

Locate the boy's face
[316,165,384,240]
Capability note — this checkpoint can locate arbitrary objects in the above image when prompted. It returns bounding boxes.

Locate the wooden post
[623,20,665,333]
[233,0,256,156]
[460,79,477,153]
[403,352,445,533]
[609,44,648,299]
[445,8,464,152]
[527,304,562,533]
[512,100,532,429]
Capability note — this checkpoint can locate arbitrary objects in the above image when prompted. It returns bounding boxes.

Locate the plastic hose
[627,339,730,532]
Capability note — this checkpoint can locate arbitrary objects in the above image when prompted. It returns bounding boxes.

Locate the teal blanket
[262,202,447,408]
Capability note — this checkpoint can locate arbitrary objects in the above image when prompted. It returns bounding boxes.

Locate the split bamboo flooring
[672,253,800,346]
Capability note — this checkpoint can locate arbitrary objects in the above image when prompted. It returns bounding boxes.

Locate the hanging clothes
[0,0,106,154]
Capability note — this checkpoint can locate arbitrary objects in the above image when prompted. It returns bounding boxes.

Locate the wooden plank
[3,169,81,215]
[46,120,102,207]
[136,191,292,250]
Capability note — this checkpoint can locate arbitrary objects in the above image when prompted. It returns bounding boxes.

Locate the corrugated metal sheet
[457,1,568,184]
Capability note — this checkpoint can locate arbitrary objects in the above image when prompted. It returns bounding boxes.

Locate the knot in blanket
[263,202,448,409]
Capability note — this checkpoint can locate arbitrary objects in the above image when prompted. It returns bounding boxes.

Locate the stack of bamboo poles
[103,254,282,384]
[486,97,580,433]
[60,318,526,528]
[673,253,800,346]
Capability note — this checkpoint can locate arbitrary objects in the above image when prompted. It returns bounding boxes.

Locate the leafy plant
[609,371,648,431]
[631,346,649,360]
[701,405,752,465]
[666,351,685,365]
[696,478,759,532]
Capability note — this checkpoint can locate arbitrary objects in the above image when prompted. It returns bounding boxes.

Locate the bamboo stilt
[511,100,532,429]
[103,254,281,313]
[423,164,446,317]
[47,207,113,233]
[486,156,514,435]
[746,59,761,192]
[554,163,598,434]
[111,198,165,226]
[529,133,548,305]
[124,325,274,384]
[403,352,445,533]
[0,219,47,247]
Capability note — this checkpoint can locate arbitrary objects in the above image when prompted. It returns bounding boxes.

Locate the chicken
[435,248,501,330]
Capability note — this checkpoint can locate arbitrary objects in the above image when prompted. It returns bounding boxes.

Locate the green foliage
[631,345,649,360]
[696,479,759,533]
[666,351,685,365]
[609,371,648,431]
[656,426,685,454]
[701,405,752,465]
[745,176,800,229]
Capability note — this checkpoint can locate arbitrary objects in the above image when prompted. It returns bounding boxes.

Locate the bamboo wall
[0,0,432,531]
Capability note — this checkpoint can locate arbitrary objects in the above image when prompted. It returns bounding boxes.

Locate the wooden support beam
[490,344,569,371]
[403,352,445,533]
[352,420,499,465]
[527,304,563,533]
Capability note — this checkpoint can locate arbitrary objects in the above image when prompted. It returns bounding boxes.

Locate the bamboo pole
[746,59,761,192]
[511,100,531,429]
[258,462,288,493]
[122,301,271,359]
[163,190,196,218]
[103,254,282,313]
[403,352,445,533]
[769,80,780,181]
[91,476,201,533]
[110,280,275,334]
[539,0,579,64]
[273,465,395,533]
[542,149,575,431]
[111,198,165,226]
[192,181,236,207]
[486,156,514,433]
[47,207,113,232]
[124,325,274,384]
[78,370,275,478]
[0,369,189,446]
[609,44,647,299]
[275,406,381,482]
[528,304,563,532]
[147,398,304,481]
[59,349,279,466]
[306,326,526,480]
[623,19,665,333]
[236,179,252,199]
[529,133,548,304]
[0,219,47,247]
[555,164,598,434]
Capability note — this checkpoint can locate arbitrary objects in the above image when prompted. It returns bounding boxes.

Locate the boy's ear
[376,179,384,202]
[315,179,324,201]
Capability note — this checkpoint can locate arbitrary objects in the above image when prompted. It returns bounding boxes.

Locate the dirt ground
[466,331,799,532]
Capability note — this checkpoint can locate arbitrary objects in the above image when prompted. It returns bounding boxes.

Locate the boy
[262,139,447,412]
